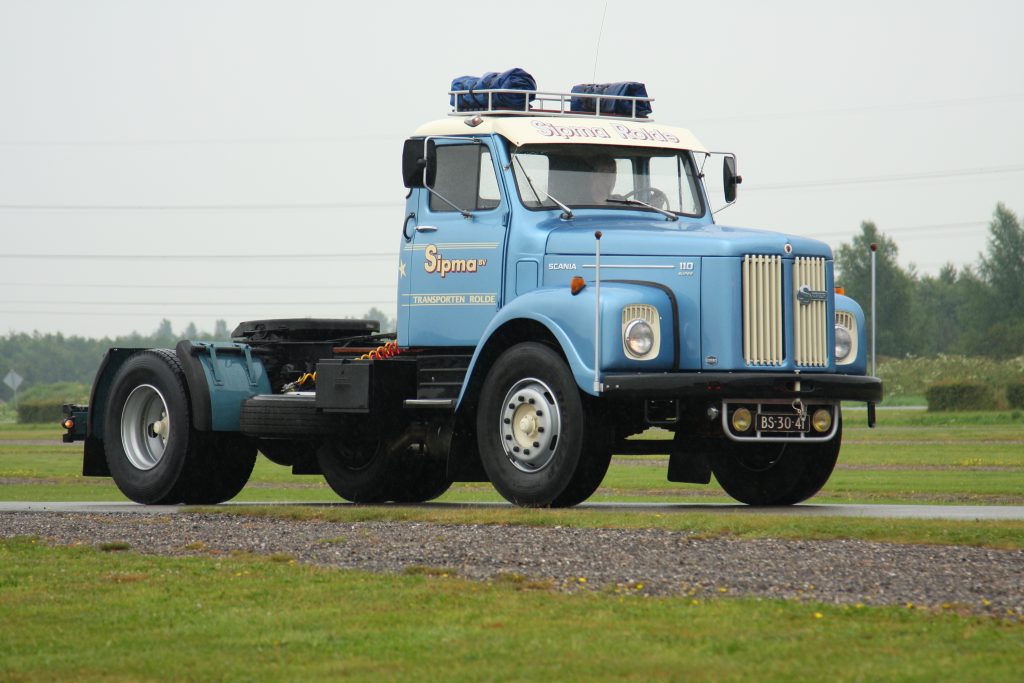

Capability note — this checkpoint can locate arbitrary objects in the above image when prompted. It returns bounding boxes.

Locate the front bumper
[600,372,883,403]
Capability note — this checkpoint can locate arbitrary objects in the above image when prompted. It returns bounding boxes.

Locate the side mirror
[402,139,425,188]
[402,139,439,189]
[723,155,742,203]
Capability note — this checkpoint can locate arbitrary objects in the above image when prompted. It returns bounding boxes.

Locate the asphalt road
[3,500,1024,520]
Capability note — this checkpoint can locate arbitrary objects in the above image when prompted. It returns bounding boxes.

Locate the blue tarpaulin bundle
[450,68,537,111]
[570,82,652,117]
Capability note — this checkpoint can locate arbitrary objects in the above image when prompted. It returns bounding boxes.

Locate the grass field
[1,537,1021,683]
[3,412,1023,679]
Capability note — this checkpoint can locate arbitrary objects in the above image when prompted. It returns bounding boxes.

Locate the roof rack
[448,88,655,122]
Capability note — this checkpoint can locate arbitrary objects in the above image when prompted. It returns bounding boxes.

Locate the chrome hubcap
[499,378,561,472]
[120,384,170,471]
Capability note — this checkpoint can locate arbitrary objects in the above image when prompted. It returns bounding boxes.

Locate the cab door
[401,139,508,346]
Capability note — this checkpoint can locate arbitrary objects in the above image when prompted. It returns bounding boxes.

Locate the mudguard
[82,347,145,476]
[175,341,273,431]
[458,283,675,407]
[835,294,868,375]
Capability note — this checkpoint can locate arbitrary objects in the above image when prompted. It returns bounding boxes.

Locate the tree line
[1,205,1021,401]
[0,309,396,403]
[836,203,1024,358]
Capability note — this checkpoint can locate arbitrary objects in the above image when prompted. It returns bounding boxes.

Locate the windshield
[510,144,704,217]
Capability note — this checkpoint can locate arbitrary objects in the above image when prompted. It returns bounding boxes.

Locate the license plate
[755,413,809,433]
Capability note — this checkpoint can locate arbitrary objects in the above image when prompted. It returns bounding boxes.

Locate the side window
[429,144,502,212]
[478,150,500,209]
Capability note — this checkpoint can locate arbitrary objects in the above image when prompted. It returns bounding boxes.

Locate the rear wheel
[477,342,609,507]
[710,417,842,505]
[386,445,452,503]
[104,349,255,505]
[317,420,393,503]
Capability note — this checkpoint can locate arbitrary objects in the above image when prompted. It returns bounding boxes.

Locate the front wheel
[477,342,610,507]
[710,417,842,505]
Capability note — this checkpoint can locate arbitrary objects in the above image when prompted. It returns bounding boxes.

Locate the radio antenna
[592,1,608,81]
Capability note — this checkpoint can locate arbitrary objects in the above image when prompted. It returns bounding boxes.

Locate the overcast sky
[1,0,1022,339]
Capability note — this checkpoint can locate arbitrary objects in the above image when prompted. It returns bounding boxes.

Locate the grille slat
[742,255,783,366]
[794,256,828,367]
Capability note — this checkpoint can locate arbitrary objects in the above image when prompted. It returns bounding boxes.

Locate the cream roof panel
[413,117,707,153]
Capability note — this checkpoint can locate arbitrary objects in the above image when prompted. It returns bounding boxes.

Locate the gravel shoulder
[3,511,1021,618]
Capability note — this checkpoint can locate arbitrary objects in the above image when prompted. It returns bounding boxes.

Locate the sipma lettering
[423,244,487,278]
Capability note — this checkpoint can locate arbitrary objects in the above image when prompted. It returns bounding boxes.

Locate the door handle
[416,225,439,233]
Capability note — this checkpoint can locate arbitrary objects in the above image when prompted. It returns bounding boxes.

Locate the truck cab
[64,80,882,508]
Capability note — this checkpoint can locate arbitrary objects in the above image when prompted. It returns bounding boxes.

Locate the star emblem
[398,260,407,278]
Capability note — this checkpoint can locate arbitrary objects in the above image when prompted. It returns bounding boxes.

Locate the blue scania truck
[63,79,882,508]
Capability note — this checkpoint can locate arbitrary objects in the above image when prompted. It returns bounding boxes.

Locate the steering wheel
[622,187,670,209]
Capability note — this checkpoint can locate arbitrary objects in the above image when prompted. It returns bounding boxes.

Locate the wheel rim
[499,378,562,473]
[120,384,170,471]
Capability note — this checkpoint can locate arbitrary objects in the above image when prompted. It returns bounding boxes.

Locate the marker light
[834,286,845,296]
[731,407,752,432]
[812,409,832,433]
[570,276,586,295]
[62,418,75,430]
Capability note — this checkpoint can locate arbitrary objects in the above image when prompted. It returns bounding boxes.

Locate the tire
[178,433,256,505]
[317,420,394,503]
[476,342,609,507]
[710,417,842,506]
[240,395,342,438]
[104,349,256,505]
[386,445,453,503]
[104,349,196,504]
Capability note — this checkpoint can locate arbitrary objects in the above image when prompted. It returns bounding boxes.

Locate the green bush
[16,400,69,424]
[878,355,1024,401]
[925,382,999,412]
[1007,383,1024,409]
[15,382,90,424]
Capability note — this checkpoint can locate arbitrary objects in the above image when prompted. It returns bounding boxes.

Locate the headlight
[835,324,852,362]
[624,319,654,357]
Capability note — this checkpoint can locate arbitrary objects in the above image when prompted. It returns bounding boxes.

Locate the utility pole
[869,243,878,377]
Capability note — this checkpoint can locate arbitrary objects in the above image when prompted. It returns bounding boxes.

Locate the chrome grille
[742,255,783,366]
[793,257,828,367]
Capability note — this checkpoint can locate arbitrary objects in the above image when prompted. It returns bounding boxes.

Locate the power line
[744,164,1024,192]
[0,309,393,318]
[0,252,396,261]
[2,164,1020,212]
[810,220,988,239]
[0,201,399,211]
[688,93,1024,125]
[0,134,394,147]
[0,282,393,290]
[0,300,394,306]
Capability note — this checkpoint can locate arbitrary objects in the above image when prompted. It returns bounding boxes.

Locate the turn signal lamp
[731,407,752,432]
[570,276,586,295]
[834,286,845,295]
[62,418,75,430]
[812,409,832,433]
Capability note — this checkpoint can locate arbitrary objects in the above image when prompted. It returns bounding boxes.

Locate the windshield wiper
[605,198,678,222]
[512,154,575,220]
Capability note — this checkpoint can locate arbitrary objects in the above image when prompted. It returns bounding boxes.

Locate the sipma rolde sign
[530,119,681,143]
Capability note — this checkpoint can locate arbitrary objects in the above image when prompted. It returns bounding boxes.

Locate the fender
[175,341,273,431]
[457,283,674,407]
[835,294,868,375]
[82,347,146,476]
